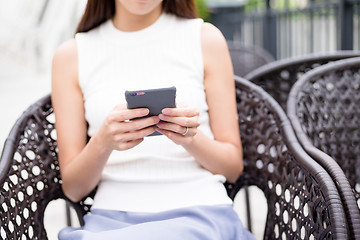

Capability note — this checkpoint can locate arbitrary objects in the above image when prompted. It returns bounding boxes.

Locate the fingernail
[159,114,166,120]
[162,109,171,114]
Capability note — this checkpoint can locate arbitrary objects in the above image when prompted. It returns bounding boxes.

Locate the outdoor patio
[1,0,360,239]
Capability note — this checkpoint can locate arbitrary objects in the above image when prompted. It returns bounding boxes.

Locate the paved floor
[0,54,266,240]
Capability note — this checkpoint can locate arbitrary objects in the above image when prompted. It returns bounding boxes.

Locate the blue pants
[59,205,255,240]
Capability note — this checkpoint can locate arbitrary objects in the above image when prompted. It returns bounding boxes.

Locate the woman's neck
[112,4,162,32]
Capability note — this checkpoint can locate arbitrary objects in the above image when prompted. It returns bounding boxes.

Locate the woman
[52,0,254,239]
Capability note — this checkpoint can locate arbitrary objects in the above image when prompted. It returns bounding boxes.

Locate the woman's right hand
[93,104,160,152]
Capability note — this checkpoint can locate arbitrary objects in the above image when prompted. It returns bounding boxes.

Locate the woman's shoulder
[53,38,77,65]
[200,22,228,53]
[52,38,78,83]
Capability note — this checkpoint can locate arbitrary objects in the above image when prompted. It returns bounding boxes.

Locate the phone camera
[131,93,137,96]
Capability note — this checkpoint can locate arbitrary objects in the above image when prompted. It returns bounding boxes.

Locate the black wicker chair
[227,43,275,228]
[287,57,360,240]
[0,95,94,240]
[0,77,348,239]
[228,41,274,77]
[245,51,360,110]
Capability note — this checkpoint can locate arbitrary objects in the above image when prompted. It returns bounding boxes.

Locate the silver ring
[182,127,189,136]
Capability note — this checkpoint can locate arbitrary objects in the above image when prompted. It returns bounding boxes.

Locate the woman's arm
[52,39,160,202]
[156,23,243,183]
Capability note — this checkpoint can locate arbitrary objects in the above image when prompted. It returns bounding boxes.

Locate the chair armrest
[230,76,348,239]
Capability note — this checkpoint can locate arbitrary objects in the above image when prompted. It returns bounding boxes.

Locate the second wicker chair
[287,57,360,239]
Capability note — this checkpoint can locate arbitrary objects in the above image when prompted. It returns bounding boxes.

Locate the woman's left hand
[156,104,200,145]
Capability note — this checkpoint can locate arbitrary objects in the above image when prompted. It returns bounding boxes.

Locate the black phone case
[125,86,176,136]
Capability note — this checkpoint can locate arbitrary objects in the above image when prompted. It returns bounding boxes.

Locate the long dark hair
[76,0,198,33]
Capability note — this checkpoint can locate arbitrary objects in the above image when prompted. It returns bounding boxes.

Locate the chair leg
[65,202,72,226]
[244,186,252,232]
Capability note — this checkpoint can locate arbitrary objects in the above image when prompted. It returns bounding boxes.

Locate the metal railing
[209,0,360,59]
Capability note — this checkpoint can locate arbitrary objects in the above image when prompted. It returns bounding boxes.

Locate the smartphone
[125,86,176,136]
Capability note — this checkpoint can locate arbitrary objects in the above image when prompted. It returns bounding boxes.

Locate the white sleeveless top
[75,12,232,212]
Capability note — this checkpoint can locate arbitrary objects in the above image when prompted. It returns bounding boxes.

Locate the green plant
[244,0,306,12]
[195,0,211,22]
[244,0,265,12]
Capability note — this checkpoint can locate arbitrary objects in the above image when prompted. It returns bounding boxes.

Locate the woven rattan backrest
[287,57,360,239]
[228,41,274,77]
[230,76,347,239]
[245,52,360,110]
[0,95,92,240]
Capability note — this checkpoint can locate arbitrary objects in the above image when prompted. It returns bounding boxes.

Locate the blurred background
[1,0,360,239]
